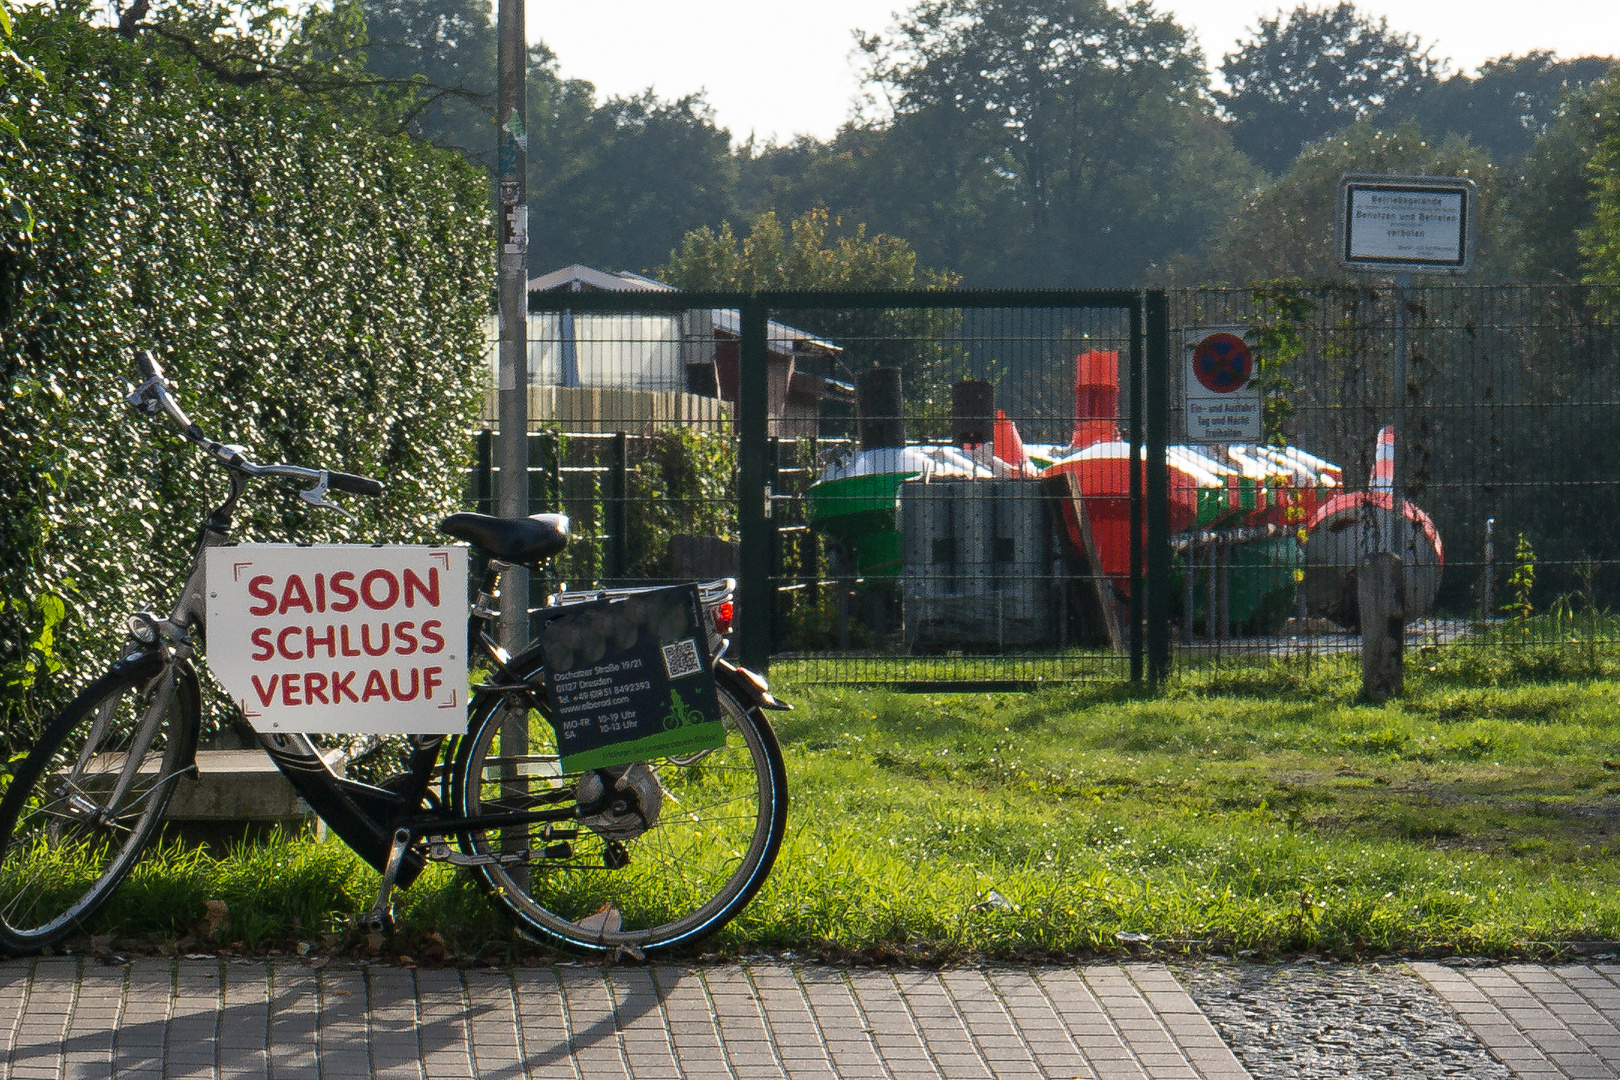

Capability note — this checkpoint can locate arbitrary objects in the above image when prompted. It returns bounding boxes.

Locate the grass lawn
[60,652,1620,962]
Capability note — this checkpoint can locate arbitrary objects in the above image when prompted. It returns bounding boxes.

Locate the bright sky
[529,0,1620,146]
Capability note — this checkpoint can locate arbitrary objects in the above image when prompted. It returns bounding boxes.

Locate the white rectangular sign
[1338,174,1476,272]
[206,545,468,734]
[1184,326,1261,444]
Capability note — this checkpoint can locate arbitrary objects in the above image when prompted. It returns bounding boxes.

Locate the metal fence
[1169,284,1620,673]
[473,283,1620,687]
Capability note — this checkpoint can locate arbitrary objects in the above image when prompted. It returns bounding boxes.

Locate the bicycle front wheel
[452,664,787,955]
[0,662,197,954]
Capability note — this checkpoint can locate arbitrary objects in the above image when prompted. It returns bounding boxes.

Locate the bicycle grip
[328,471,384,497]
[133,348,163,381]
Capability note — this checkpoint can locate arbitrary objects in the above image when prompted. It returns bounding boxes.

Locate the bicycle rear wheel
[452,662,787,955]
[0,662,197,954]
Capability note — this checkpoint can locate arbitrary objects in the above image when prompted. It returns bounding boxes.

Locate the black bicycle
[0,349,789,957]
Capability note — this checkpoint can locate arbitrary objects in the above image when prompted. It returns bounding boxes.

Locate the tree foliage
[1219,3,1442,176]
[358,0,740,275]
[532,89,738,274]
[1578,75,1620,284]
[853,0,1256,286]
[1411,53,1615,164]
[662,207,963,403]
[661,207,950,293]
[1193,121,1503,283]
[0,2,492,732]
[357,0,499,162]
[1492,77,1612,282]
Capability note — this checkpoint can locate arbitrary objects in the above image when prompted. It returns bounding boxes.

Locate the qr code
[661,638,702,679]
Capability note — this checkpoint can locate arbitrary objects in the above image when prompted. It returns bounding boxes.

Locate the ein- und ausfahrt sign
[1184,326,1260,443]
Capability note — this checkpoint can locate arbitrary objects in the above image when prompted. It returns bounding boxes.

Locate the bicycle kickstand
[362,827,412,935]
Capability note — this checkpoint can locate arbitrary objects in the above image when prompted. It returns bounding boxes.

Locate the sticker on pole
[1184,326,1261,443]
[205,545,468,734]
[541,585,723,773]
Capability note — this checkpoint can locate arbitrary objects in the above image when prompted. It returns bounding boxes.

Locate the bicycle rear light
[713,600,734,635]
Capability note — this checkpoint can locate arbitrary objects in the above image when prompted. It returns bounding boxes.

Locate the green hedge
[0,6,493,739]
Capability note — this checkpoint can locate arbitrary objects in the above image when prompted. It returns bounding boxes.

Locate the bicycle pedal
[361,910,395,935]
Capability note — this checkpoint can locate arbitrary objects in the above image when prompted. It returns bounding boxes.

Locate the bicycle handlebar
[127,348,384,499]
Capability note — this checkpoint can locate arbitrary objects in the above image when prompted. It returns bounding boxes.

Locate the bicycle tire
[451,659,787,955]
[0,662,198,955]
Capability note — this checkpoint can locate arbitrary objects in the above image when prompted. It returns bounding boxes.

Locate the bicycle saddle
[439,512,570,565]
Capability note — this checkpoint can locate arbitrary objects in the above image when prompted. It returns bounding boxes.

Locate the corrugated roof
[527,264,839,354]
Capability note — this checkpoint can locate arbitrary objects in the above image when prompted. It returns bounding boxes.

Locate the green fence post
[768,435,783,649]
[1129,297,1145,684]
[802,437,820,610]
[738,297,772,673]
[607,430,628,584]
[1145,290,1171,685]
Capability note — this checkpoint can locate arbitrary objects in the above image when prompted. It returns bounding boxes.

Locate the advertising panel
[206,545,469,734]
[541,585,723,773]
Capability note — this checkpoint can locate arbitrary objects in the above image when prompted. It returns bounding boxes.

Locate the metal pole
[1144,290,1171,684]
[738,298,771,673]
[495,0,529,879]
[495,0,529,651]
[1128,298,1144,683]
[1389,273,1411,563]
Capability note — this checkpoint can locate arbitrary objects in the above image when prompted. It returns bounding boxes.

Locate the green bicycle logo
[663,690,702,731]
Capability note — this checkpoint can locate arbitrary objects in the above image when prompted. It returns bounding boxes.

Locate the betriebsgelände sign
[1336,173,1477,274]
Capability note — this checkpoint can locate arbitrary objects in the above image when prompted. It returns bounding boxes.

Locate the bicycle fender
[169,660,202,777]
[715,660,792,712]
[109,651,202,777]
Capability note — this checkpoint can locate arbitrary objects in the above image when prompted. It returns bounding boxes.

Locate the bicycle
[0,349,790,958]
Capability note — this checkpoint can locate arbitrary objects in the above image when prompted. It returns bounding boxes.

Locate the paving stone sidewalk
[15,958,1620,1079]
[1414,961,1620,1080]
[0,958,1248,1080]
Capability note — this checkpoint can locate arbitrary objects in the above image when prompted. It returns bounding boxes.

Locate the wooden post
[1360,551,1405,701]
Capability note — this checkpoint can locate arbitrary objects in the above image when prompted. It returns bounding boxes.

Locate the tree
[530,90,739,274]
[847,0,1255,287]
[1411,53,1615,164]
[1219,3,1442,176]
[1497,78,1612,281]
[356,0,742,275]
[1194,120,1503,283]
[661,208,961,399]
[1579,75,1620,283]
[358,0,497,163]
[661,207,950,293]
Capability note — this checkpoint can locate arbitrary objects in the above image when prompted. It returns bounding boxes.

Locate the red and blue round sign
[1191,333,1254,393]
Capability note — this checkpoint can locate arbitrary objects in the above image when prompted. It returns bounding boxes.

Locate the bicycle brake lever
[299,472,356,522]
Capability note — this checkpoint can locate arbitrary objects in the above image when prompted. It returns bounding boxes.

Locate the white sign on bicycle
[206,544,469,734]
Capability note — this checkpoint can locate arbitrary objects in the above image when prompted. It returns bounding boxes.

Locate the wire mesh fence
[1170,284,1620,675]
[470,282,1620,688]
